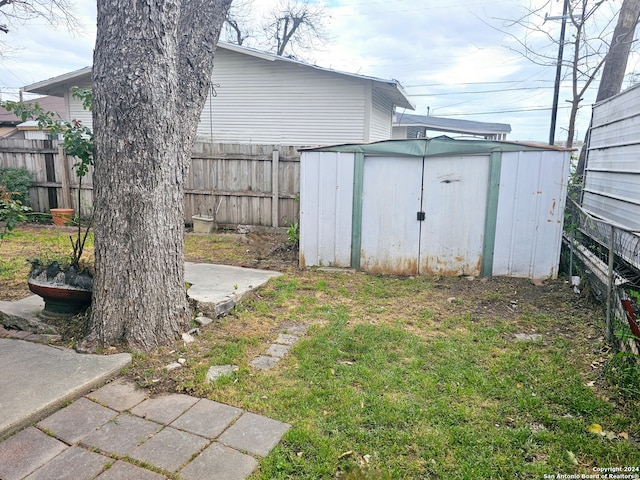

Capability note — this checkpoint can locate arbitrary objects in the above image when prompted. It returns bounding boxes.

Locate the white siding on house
[67,84,93,129]
[369,87,394,141]
[198,48,367,146]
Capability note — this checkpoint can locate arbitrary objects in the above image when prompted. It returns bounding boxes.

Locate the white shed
[299,137,571,280]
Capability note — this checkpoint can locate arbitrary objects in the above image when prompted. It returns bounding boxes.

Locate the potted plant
[2,89,94,317]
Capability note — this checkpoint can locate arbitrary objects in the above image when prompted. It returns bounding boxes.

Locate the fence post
[272,147,280,228]
[606,224,615,342]
[58,145,72,210]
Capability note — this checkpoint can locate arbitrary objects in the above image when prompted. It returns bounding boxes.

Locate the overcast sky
[0,0,635,143]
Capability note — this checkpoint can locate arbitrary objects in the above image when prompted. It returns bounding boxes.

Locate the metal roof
[300,136,570,157]
[393,112,511,135]
[23,43,415,110]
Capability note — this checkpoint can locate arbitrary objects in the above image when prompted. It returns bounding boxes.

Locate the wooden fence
[0,139,300,228]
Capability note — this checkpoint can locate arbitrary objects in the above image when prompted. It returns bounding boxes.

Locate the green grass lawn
[2,226,639,478]
[128,272,640,479]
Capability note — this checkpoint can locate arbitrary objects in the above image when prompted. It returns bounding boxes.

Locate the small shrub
[287,221,300,247]
[604,351,640,400]
[0,167,32,205]
[0,186,31,238]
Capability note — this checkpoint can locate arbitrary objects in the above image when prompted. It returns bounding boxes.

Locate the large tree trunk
[88,0,232,351]
[575,0,640,178]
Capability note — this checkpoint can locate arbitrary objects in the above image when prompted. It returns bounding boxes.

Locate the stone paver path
[250,324,308,371]
[0,378,290,480]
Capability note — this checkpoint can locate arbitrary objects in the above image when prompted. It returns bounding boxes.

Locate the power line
[437,105,571,116]
[408,86,553,97]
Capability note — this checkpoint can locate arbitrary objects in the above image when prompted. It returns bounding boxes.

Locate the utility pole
[548,0,569,146]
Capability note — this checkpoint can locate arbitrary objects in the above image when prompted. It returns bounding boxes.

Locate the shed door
[419,155,490,276]
[360,156,423,275]
[360,154,490,276]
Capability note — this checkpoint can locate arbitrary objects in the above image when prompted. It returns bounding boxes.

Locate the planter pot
[51,208,74,227]
[192,215,217,234]
[28,278,92,317]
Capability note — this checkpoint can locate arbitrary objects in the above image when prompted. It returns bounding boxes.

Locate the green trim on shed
[351,152,365,269]
[481,151,502,276]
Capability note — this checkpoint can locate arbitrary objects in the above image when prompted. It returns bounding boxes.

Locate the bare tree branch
[263,0,328,58]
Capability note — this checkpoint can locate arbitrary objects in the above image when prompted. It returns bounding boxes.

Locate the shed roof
[393,112,511,135]
[300,136,570,157]
[23,43,414,110]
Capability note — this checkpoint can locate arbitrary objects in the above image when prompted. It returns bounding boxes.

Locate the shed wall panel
[360,156,422,275]
[420,155,489,276]
[299,151,354,268]
[493,150,569,279]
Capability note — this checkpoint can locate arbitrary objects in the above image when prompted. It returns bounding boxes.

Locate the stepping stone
[250,355,280,370]
[266,344,291,358]
[205,365,238,382]
[274,333,299,346]
[218,412,290,457]
[514,333,543,342]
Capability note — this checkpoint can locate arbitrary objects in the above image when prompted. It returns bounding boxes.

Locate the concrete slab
[218,412,291,457]
[185,263,281,317]
[0,296,53,334]
[0,339,131,440]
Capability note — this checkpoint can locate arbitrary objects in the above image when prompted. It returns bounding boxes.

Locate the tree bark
[89,0,231,351]
[576,0,640,177]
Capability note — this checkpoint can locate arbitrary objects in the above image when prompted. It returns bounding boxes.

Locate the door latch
[417,211,425,221]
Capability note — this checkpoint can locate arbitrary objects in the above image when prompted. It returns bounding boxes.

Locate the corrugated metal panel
[360,156,423,275]
[583,84,640,230]
[198,48,367,145]
[492,150,569,279]
[420,155,490,276]
[299,151,354,268]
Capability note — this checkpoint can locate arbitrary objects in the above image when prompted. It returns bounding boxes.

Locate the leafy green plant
[0,186,31,239]
[2,87,94,269]
[604,351,640,400]
[0,167,32,204]
[286,221,300,247]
